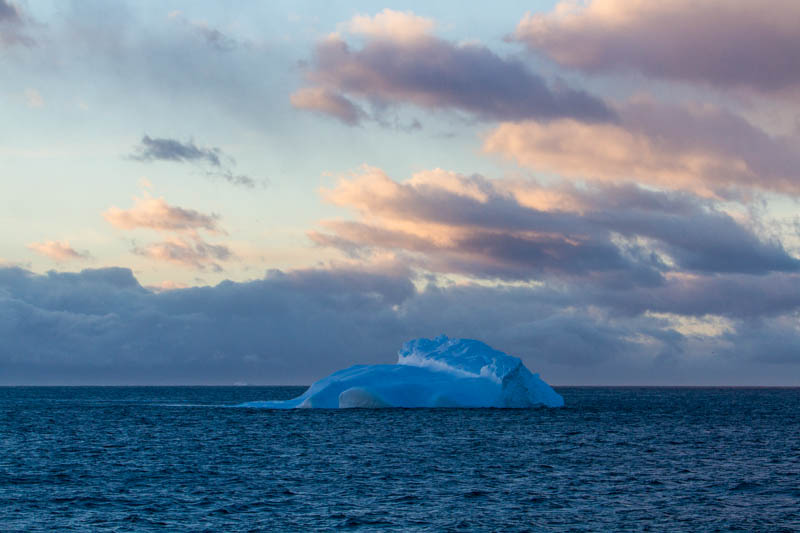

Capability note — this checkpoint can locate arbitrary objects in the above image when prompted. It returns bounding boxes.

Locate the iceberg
[239,335,564,409]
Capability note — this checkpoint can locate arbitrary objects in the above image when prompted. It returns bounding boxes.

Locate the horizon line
[1,384,798,388]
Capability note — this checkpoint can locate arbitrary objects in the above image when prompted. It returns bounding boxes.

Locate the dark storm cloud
[512,0,800,93]
[292,19,614,125]
[720,319,800,364]
[587,202,800,275]
[2,265,799,386]
[591,273,800,319]
[0,266,415,384]
[130,136,257,188]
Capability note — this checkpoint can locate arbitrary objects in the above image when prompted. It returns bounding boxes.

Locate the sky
[2,0,800,385]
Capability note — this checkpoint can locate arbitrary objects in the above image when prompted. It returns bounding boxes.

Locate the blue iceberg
[240,335,564,409]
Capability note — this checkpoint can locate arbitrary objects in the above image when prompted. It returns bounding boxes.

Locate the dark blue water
[1,387,798,531]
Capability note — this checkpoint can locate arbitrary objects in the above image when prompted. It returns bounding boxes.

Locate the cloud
[292,9,614,125]
[0,0,19,22]
[485,99,800,197]
[347,9,436,42]
[512,0,800,93]
[149,280,189,292]
[590,272,800,319]
[0,265,416,384]
[104,194,233,270]
[311,167,799,282]
[290,87,366,125]
[1,265,798,385]
[27,241,90,262]
[167,11,238,52]
[719,317,800,364]
[133,237,232,271]
[131,135,222,166]
[202,169,258,189]
[0,0,32,47]
[191,23,236,51]
[130,135,257,188]
[104,194,220,233]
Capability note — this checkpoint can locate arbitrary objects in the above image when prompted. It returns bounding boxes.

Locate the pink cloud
[103,194,220,233]
[290,87,365,125]
[27,240,90,262]
[149,280,190,292]
[484,99,800,197]
[346,9,436,42]
[104,194,233,270]
[292,11,612,125]
[311,167,799,282]
[513,0,800,92]
[133,237,231,271]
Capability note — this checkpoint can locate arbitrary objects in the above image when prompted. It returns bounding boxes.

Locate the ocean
[1,387,798,531]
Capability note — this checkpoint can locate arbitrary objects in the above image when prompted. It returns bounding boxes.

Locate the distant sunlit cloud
[104,194,233,271]
[513,0,800,94]
[27,240,90,262]
[485,98,800,198]
[292,9,613,125]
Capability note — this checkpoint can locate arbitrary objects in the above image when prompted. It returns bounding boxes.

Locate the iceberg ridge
[239,335,564,409]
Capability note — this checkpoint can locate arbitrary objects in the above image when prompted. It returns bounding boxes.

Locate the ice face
[239,335,564,409]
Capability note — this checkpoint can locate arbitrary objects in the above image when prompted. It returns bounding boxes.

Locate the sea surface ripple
[1,387,798,531]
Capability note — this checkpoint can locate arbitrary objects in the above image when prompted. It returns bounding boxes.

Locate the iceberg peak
[397,335,524,384]
[240,335,564,409]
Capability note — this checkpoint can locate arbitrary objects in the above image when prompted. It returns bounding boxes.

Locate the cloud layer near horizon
[1,264,798,385]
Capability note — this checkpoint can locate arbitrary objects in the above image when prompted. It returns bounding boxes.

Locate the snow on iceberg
[239,335,564,409]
